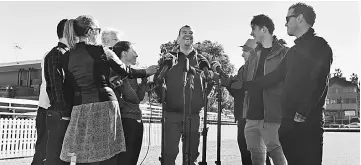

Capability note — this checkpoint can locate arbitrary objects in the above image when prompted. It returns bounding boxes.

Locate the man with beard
[154,25,211,165]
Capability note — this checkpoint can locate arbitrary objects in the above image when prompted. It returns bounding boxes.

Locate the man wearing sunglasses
[237,3,333,165]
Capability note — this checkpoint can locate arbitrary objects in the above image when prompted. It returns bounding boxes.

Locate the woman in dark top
[59,15,157,165]
[110,41,148,165]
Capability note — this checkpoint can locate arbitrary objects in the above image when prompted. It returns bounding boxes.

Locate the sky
[0,1,359,79]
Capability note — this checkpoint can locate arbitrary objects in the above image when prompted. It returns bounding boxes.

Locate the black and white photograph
[0,1,359,165]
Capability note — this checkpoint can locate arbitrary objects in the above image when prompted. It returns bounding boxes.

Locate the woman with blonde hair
[59,15,158,165]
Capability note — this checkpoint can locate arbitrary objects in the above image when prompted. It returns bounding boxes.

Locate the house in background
[325,76,360,125]
[0,60,42,100]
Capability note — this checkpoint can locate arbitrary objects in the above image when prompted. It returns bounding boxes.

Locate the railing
[0,97,236,123]
[0,97,38,117]
[0,97,235,159]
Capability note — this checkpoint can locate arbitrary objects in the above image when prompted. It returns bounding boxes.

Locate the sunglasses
[92,27,101,33]
[286,15,298,23]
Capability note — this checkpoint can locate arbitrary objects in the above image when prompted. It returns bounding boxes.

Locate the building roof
[329,76,358,87]
[0,60,41,72]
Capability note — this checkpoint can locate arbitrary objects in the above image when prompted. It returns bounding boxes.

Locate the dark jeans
[44,109,70,165]
[279,119,324,165]
[31,107,48,165]
[117,118,144,165]
[237,119,271,165]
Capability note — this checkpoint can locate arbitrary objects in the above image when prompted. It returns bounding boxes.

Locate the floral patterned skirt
[60,101,126,163]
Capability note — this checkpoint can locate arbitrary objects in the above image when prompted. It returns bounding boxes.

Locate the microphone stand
[215,78,222,165]
[182,63,190,165]
[199,77,209,165]
[159,78,166,165]
[186,73,194,165]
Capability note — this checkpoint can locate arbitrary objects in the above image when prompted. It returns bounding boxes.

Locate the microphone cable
[139,77,154,165]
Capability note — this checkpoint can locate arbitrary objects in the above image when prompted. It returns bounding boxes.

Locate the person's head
[63,15,101,49]
[101,28,122,47]
[240,39,256,62]
[286,2,316,37]
[250,14,275,44]
[177,25,193,48]
[57,19,68,39]
[112,41,138,65]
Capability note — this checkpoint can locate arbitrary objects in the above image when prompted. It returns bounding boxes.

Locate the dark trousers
[164,112,200,165]
[31,107,48,165]
[44,110,70,165]
[117,118,144,165]
[237,119,271,165]
[279,119,324,165]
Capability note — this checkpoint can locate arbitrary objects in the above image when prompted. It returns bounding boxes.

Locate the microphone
[199,60,211,79]
[188,66,196,89]
[211,61,228,79]
[155,55,175,84]
[188,66,196,76]
[183,58,189,87]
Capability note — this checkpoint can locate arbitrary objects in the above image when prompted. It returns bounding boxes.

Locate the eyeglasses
[84,27,101,35]
[286,15,298,23]
[92,27,101,33]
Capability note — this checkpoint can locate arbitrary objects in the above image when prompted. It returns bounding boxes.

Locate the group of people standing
[221,2,333,165]
[31,15,158,165]
[30,2,333,165]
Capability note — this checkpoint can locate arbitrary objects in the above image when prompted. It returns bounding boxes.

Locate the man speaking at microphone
[154,25,211,165]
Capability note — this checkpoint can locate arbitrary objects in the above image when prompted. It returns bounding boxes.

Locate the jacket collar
[294,27,315,44]
[58,42,69,51]
[178,49,197,58]
[255,36,285,59]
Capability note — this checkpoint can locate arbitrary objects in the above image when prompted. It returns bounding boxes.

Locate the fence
[0,97,235,159]
[0,118,163,159]
[0,118,36,159]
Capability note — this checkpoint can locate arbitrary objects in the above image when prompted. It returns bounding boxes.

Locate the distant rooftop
[0,60,42,72]
[329,76,358,87]
[0,59,42,68]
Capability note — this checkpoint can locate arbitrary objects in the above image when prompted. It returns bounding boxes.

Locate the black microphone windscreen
[199,60,210,70]
[188,66,196,75]
[163,58,173,68]
[211,61,222,72]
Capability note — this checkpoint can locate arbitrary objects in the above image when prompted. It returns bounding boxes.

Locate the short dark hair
[178,25,191,36]
[57,19,68,39]
[289,2,316,26]
[251,14,275,34]
[112,41,132,59]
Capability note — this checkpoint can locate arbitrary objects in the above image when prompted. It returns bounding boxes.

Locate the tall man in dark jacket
[238,3,333,165]
[31,19,69,165]
[154,25,211,165]
[43,19,73,165]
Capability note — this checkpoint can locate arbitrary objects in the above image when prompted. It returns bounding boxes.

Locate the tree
[157,40,236,113]
[333,68,343,78]
[350,73,359,85]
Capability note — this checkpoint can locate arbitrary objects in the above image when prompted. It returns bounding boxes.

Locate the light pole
[13,43,22,63]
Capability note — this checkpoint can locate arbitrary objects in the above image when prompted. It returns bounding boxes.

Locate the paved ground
[0,131,359,165]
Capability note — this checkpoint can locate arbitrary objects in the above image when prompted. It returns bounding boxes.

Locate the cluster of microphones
[154,53,227,85]
[110,53,228,91]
